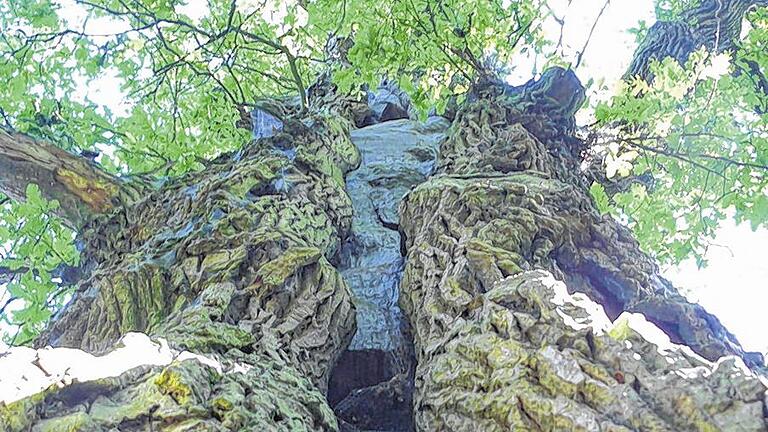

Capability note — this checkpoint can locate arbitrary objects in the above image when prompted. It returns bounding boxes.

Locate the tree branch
[0,130,146,228]
[0,263,82,286]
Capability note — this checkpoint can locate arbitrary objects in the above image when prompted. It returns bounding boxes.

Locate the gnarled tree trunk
[1,1,767,431]
[398,67,765,431]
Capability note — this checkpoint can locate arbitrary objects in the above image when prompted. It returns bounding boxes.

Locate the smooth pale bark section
[0,130,141,227]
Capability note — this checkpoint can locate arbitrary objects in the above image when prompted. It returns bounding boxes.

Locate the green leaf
[589,182,610,215]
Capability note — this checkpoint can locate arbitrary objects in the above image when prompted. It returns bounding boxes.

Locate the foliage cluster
[591,7,768,265]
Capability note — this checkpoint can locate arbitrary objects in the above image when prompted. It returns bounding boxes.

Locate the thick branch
[627,0,768,81]
[0,130,143,227]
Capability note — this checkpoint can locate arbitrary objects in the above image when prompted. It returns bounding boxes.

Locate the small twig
[543,2,566,54]
[575,0,611,69]
[333,0,348,37]
[602,137,727,178]
[598,131,768,172]
[0,296,19,317]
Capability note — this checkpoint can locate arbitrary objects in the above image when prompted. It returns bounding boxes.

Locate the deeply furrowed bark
[392,3,768,429]
[1,1,768,431]
[398,68,765,431]
[627,0,768,81]
[1,89,371,430]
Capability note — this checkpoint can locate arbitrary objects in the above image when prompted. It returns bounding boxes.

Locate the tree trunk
[398,67,765,431]
[1,91,371,430]
[2,1,768,431]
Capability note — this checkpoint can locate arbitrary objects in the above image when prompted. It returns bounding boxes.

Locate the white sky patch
[700,52,732,80]
[0,332,250,404]
[86,67,132,118]
[612,311,711,363]
[54,0,132,36]
[37,0,137,117]
[545,0,653,77]
[544,272,614,334]
[176,0,209,24]
[508,0,655,126]
[664,220,768,355]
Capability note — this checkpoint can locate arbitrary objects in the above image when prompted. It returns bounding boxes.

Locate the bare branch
[574,0,611,69]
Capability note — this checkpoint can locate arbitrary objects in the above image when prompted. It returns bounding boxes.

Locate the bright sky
[2,0,767,358]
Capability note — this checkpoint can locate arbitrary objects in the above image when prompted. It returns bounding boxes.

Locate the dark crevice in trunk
[327,117,449,431]
[558,259,630,321]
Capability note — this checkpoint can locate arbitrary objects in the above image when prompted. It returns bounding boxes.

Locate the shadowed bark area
[327,117,448,431]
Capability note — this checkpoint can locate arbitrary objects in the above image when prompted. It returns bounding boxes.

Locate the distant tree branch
[0,263,81,286]
[0,296,19,318]
[592,132,768,187]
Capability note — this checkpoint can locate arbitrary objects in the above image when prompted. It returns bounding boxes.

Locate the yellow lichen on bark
[55,168,119,213]
[154,368,192,405]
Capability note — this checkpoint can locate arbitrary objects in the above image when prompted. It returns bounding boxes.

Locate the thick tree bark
[1,1,768,431]
[627,0,768,80]
[398,67,765,430]
[1,91,370,430]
